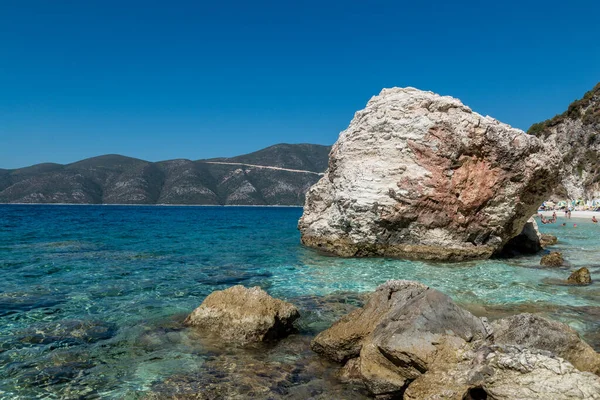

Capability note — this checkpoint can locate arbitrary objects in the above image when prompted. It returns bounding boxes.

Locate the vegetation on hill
[527,82,600,199]
[528,82,600,136]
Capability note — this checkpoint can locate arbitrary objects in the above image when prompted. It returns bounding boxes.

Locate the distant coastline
[0,143,330,206]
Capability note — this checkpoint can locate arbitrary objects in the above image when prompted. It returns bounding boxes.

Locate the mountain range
[0,144,331,205]
[3,82,599,205]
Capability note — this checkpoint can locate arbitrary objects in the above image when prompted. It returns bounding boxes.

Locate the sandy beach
[539,210,600,220]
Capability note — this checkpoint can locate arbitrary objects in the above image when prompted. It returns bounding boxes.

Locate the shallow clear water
[0,205,599,399]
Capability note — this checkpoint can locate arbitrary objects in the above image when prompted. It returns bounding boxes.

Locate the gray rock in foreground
[491,313,600,375]
[405,345,600,400]
[299,87,561,261]
[312,280,600,399]
[184,285,300,345]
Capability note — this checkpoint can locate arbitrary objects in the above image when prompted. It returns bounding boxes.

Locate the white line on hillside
[199,161,325,176]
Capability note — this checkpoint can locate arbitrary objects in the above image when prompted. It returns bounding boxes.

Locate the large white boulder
[299,87,561,261]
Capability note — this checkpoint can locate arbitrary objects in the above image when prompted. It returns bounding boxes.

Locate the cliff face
[0,144,330,205]
[299,87,561,261]
[529,83,600,200]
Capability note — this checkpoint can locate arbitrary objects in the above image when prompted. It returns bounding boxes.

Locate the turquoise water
[0,205,599,399]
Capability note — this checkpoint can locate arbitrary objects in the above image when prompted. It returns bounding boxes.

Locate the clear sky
[1,0,599,169]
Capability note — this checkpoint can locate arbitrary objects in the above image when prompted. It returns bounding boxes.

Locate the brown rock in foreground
[184,285,299,344]
[299,87,561,261]
[541,233,558,247]
[540,251,565,267]
[568,267,592,285]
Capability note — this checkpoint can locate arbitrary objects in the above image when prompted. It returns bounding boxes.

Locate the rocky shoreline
[178,280,600,399]
[169,212,600,398]
[164,86,600,398]
[165,86,600,398]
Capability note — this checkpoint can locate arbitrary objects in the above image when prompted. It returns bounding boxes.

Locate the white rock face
[405,345,600,400]
[539,118,600,200]
[299,87,562,261]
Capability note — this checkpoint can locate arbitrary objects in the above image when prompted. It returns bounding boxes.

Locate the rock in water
[312,280,490,397]
[299,87,561,261]
[405,345,600,400]
[540,251,565,267]
[17,319,117,345]
[312,281,600,398]
[568,267,592,285]
[540,233,558,247]
[311,280,432,363]
[184,285,300,344]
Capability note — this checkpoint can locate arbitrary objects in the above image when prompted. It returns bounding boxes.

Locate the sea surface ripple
[0,205,598,398]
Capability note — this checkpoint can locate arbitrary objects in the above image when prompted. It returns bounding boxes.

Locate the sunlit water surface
[0,205,599,398]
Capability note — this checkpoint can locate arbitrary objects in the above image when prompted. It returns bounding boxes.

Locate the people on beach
[593,216,598,223]
[568,210,572,219]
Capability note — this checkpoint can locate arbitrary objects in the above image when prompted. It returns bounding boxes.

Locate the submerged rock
[145,334,369,400]
[0,291,66,317]
[18,320,117,346]
[568,267,592,285]
[299,87,560,261]
[541,251,565,267]
[18,361,96,388]
[184,285,300,344]
[289,291,367,335]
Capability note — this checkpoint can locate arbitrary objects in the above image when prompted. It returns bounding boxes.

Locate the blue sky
[1,0,599,169]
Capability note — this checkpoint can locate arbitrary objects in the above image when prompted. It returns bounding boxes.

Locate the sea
[1,205,599,399]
